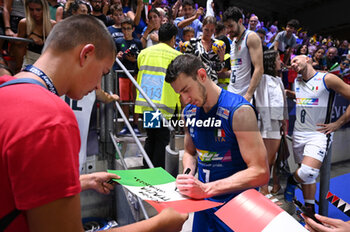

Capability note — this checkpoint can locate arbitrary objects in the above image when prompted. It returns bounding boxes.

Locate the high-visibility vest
[135,43,181,120]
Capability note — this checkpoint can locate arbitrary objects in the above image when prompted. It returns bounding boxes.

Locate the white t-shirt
[61,92,96,173]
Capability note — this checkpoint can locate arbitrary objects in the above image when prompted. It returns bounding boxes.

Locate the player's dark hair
[222,6,243,23]
[166,54,206,83]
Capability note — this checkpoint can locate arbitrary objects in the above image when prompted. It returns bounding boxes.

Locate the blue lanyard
[22,65,59,96]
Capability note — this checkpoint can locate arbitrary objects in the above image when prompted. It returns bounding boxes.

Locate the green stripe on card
[108,167,175,187]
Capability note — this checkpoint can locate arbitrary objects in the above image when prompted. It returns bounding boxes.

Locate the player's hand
[156,208,188,232]
[80,172,119,194]
[303,213,350,232]
[175,174,210,199]
[316,122,341,134]
[243,93,252,103]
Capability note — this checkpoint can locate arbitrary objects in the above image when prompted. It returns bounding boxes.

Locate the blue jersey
[184,89,252,203]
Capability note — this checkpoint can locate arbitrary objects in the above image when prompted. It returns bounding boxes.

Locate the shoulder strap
[0,78,46,89]
[0,77,45,231]
[0,209,21,231]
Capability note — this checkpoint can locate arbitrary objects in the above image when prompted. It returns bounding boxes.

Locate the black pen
[175,168,191,191]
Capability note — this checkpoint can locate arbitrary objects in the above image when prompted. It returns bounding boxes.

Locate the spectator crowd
[0,0,349,79]
[0,1,350,231]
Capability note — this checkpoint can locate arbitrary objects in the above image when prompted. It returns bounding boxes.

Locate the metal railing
[104,57,182,222]
[114,58,177,151]
[109,130,150,219]
[109,92,154,169]
[0,35,34,43]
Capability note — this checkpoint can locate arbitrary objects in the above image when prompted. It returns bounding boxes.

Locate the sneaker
[118,126,130,136]
[132,125,141,136]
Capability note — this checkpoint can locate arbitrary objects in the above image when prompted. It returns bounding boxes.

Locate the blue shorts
[193,207,234,232]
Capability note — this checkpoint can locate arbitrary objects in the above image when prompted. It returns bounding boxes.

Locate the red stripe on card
[145,199,223,214]
[215,189,283,232]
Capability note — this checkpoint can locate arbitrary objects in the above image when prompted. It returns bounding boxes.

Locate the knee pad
[297,164,319,184]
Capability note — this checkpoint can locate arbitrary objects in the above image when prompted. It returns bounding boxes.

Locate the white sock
[304,199,315,204]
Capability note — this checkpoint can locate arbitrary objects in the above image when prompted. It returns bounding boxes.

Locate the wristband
[5,27,11,29]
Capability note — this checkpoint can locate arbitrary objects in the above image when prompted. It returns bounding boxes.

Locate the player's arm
[245,33,264,102]
[317,74,350,134]
[325,73,350,100]
[27,194,187,232]
[203,105,269,197]
[176,106,269,199]
[181,119,197,176]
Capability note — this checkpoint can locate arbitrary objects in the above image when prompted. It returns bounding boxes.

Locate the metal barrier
[109,130,149,219]
[110,92,154,169]
[102,57,182,223]
[114,58,179,176]
[0,35,34,43]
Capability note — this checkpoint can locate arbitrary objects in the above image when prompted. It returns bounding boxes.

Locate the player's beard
[198,81,207,107]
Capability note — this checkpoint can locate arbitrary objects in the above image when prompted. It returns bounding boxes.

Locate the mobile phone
[293,199,323,224]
